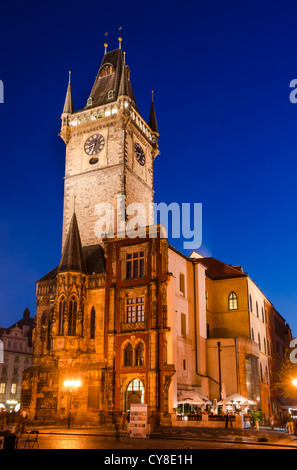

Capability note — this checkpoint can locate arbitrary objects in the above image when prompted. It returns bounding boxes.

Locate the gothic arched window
[58,296,65,336]
[124,343,133,367]
[90,307,95,340]
[135,342,144,366]
[228,292,238,310]
[68,296,77,336]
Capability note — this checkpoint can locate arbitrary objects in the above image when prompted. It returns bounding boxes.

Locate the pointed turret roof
[58,212,87,273]
[62,72,74,114]
[148,93,158,134]
[86,47,138,110]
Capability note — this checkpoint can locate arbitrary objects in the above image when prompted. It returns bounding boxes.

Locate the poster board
[129,404,148,438]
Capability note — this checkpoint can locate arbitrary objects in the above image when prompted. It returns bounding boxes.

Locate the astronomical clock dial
[84,134,105,156]
[134,142,145,166]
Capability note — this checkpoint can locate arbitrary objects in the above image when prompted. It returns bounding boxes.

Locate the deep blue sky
[0,0,297,335]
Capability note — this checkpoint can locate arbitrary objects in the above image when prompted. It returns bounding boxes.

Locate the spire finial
[118,37,122,49]
[123,51,126,64]
[69,70,71,84]
[152,90,154,102]
[104,31,108,54]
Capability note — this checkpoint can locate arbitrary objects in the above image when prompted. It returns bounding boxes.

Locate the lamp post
[63,380,81,429]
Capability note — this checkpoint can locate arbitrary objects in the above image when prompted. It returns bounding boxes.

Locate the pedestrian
[269,414,274,431]
[20,409,28,434]
[288,419,294,434]
[225,411,233,429]
[126,411,131,437]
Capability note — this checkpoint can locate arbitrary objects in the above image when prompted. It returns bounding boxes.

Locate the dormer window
[87,97,93,107]
[99,64,114,77]
[108,90,114,100]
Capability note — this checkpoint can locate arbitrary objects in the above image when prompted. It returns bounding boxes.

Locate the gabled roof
[0,308,34,346]
[195,257,247,280]
[86,48,138,110]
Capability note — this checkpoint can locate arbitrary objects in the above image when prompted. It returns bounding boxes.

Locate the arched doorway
[125,379,144,411]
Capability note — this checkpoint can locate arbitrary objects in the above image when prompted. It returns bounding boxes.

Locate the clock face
[84,134,105,156]
[135,142,145,166]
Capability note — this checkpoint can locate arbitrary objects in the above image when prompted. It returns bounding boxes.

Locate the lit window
[11,383,17,394]
[87,97,93,107]
[112,105,118,114]
[0,383,5,394]
[127,379,144,402]
[126,251,145,280]
[228,292,238,310]
[108,90,114,100]
[105,108,111,116]
[126,297,145,323]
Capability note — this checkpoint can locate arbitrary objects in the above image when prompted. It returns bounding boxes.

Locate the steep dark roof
[58,212,87,274]
[86,48,138,110]
[195,257,247,280]
[148,99,158,133]
[37,244,106,282]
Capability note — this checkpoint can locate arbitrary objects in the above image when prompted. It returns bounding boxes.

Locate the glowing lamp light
[63,380,81,388]
[292,379,297,386]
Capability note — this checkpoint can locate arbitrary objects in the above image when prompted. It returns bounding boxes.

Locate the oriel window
[126,296,145,323]
[126,251,145,280]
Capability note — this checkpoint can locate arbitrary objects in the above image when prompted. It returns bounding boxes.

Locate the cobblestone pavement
[11,424,297,450]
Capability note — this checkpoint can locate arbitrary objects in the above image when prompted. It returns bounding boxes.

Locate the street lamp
[63,380,81,429]
[292,379,297,387]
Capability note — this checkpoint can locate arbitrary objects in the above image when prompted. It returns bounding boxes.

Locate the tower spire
[58,212,87,273]
[148,90,159,134]
[62,71,74,114]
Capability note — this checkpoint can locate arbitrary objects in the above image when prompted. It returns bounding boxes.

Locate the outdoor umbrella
[178,391,211,404]
[217,393,257,406]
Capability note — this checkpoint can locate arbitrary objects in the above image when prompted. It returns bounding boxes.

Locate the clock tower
[60,41,159,249]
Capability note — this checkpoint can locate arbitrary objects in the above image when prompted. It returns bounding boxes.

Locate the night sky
[0,0,297,335]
